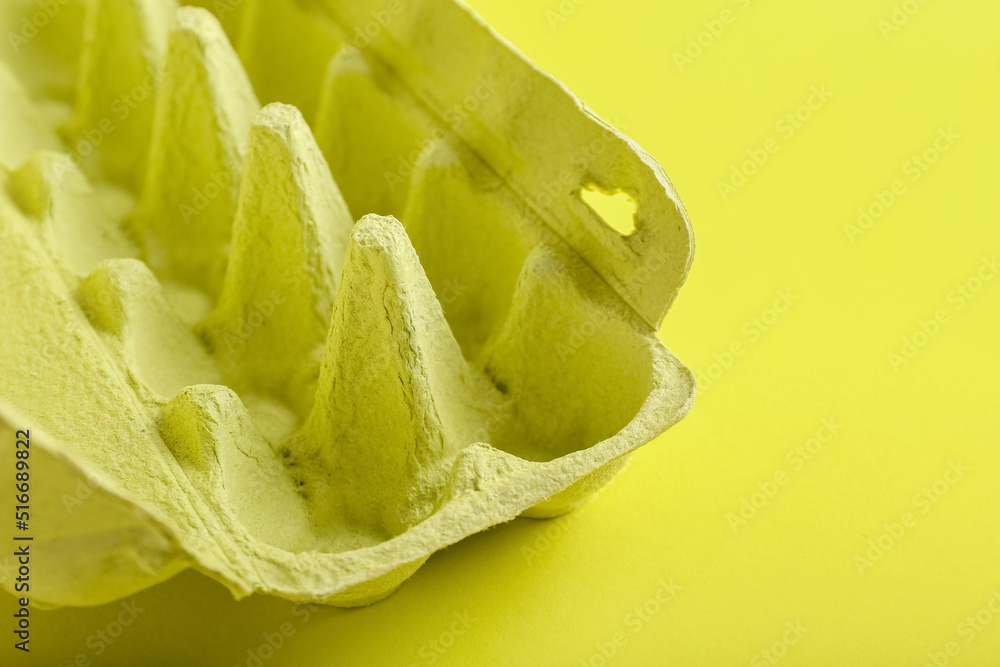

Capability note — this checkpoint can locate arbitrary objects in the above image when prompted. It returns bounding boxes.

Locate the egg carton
[0,0,695,606]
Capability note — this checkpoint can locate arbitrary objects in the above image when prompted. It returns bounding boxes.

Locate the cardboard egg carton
[0,0,695,606]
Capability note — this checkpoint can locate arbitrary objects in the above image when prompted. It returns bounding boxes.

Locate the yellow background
[6,0,1000,664]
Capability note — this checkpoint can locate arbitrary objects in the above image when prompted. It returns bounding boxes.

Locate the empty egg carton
[0,0,695,606]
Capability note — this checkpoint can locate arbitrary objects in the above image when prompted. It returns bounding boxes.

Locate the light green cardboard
[0,0,694,607]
